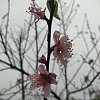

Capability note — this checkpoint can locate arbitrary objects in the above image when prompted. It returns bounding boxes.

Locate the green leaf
[47,0,60,20]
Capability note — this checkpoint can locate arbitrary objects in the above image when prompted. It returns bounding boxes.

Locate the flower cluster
[27,2,73,98]
[28,65,57,97]
[53,31,73,66]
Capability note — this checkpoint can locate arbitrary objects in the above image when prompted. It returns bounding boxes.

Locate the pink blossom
[27,3,45,21]
[53,31,73,66]
[38,55,46,64]
[28,65,57,97]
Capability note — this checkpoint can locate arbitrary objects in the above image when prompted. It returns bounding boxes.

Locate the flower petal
[49,73,57,84]
[62,50,72,58]
[53,48,58,58]
[58,53,67,67]
[60,35,69,43]
[38,65,49,75]
[29,82,37,90]
[53,31,60,44]
[43,83,51,97]
[27,74,39,81]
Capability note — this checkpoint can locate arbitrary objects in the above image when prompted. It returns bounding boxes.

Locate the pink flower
[38,55,46,64]
[53,31,73,66]
[28,65,57,97]
[27,3,45,21]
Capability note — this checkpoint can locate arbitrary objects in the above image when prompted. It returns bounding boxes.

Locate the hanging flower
[28,65,57,97]
[53,31,73,66]
[26,3,46,21]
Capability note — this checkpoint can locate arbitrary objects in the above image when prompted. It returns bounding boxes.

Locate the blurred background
[0,0,100,100]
